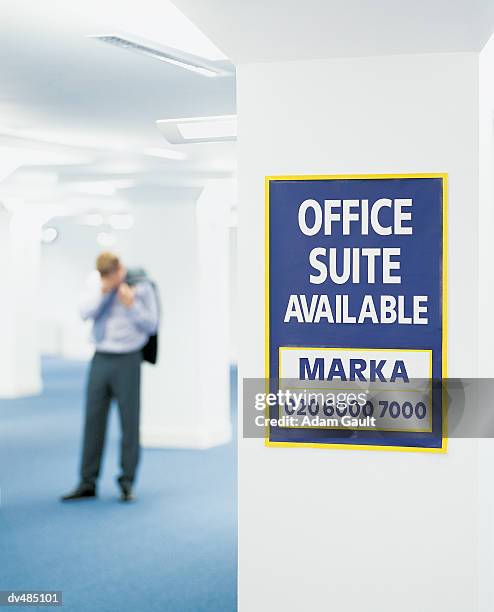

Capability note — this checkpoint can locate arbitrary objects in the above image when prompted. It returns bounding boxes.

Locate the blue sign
[266,174,447,452]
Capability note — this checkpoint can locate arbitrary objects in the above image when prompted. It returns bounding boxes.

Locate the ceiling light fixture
[143,148,187,161]
[0,144,91,166]
[156,115,237,144]
[94,2,227,61]
[88,34,230,78]
[0,162,21,184]
[79,213,104,227]
[41,226,58,244]
[97,232,117,248]
[108,213,134,230]
[71,179,137,196]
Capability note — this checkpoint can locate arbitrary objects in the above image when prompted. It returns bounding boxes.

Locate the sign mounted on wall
[265,174,447,452]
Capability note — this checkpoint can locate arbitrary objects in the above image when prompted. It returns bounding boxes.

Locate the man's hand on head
[100,264,126,294]
[117,283,135,308]
[101,276,117,294]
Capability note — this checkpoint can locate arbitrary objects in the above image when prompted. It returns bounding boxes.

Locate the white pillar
[238,53,479,612]
[0,209,42,397]
[478,32,494,612]
[121,180,234,449]
[196,179,234,444]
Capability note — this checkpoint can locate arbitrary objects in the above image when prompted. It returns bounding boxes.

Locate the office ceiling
[171,0,494,63]
[2,0,493,215]
[0,0,236,212]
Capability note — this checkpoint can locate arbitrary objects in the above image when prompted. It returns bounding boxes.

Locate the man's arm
[80,289,115,321]
[125,282,159,335]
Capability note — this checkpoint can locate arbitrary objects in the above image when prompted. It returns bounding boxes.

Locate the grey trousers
[80,350,142,488]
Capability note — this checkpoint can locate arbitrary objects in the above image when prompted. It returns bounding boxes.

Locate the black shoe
[119,483,135,503]
[60,485,96,502]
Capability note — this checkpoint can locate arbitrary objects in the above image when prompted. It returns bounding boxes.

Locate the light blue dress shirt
[80,281,159,354]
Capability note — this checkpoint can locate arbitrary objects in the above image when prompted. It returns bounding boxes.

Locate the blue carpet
[0,358,237,612]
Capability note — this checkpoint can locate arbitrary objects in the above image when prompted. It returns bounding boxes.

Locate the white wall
[120,202,201,446]
[38,219,103,359]
[237,52,479,612]
[229,225,238,364]
[123,189,232,448]
[478,32,494,612]
[196,179,235,443]
[0,209,42,397]
[479,40,494,378]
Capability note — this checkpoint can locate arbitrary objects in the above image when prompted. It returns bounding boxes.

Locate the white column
[196,179,234,445]
[238,53,479,612]
[121,181,234,449]
[478,32,494,612]
[0,208,42,397]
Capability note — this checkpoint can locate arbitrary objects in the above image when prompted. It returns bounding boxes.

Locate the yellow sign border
[264,172,448,454]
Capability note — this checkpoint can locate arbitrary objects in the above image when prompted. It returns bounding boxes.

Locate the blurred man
[61,252,159,503]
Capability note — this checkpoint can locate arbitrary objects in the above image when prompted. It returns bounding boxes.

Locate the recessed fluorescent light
[0,146,88,169]
[97,3,227,61]
[88,34,230,78]
[156,115,237,144]
[177,117,237,140]
[41,226,58,244]
[79,213,104,227]
[97,232,117,247]
[143,148,187,161]
[0,162,21,183]
[71,179,137,196]
[11,171,59,185]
